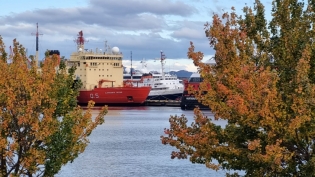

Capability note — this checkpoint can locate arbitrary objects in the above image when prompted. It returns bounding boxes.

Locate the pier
[143,100,181,107]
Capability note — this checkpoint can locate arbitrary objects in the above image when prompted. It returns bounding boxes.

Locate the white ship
[123,51,184,100]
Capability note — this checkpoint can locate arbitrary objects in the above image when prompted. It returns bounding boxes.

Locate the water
[56,106,230,177]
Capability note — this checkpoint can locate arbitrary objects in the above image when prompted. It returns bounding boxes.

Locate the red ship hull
[77,86,151,105]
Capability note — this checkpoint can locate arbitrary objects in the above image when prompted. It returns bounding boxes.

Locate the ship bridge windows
[189,77,203,82]
[85,56,115,60]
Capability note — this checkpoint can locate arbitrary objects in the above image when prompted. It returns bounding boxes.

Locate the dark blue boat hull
[180,95,210,110]
[146,93,182,101]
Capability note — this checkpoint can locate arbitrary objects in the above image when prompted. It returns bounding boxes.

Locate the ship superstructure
[123,51,184,100]
[66,31,124,90]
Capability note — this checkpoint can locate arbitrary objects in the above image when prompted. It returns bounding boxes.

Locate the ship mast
[130,51,133,80]
[75,31,88,51]
[160,50,166,80]
[31,23,43,67]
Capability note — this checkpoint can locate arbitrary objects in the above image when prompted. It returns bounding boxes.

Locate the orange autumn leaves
[162,1,315,176]
[0,37,107,176]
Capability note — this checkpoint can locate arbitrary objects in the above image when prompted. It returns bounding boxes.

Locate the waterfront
[56,106,230,177]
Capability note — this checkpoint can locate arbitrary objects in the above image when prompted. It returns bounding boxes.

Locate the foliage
[0,37,107,176]
[161,0,315,176]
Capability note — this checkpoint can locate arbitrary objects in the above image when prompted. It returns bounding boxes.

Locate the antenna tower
[31,23,43,66]
[104,40,107,53]
[75,31,88,51]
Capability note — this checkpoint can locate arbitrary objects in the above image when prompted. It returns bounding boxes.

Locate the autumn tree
[161,0,315,176]
[0,37,107,176]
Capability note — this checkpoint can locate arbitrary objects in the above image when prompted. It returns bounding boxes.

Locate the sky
[0,0,272,72]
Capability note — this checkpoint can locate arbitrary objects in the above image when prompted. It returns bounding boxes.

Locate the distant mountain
[169,70,193,78]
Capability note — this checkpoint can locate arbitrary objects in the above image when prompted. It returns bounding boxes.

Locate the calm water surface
[56,106,230,177]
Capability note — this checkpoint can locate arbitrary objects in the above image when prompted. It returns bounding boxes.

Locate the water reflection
[56,106,228,177]
[82,105,150,111]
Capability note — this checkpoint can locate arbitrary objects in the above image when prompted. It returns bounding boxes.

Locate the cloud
[122,58,199,72]
[171,27,205,40]
[0,0,197,31]
[89,0,197,16]
[0,0,217,63]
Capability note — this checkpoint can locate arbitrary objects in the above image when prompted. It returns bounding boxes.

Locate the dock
[143,100,181,107]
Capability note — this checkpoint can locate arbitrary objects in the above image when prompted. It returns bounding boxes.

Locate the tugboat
[66,31,151,105]
[180,72,209,110]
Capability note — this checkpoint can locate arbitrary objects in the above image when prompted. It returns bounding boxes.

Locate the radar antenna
[74,31,89,51]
